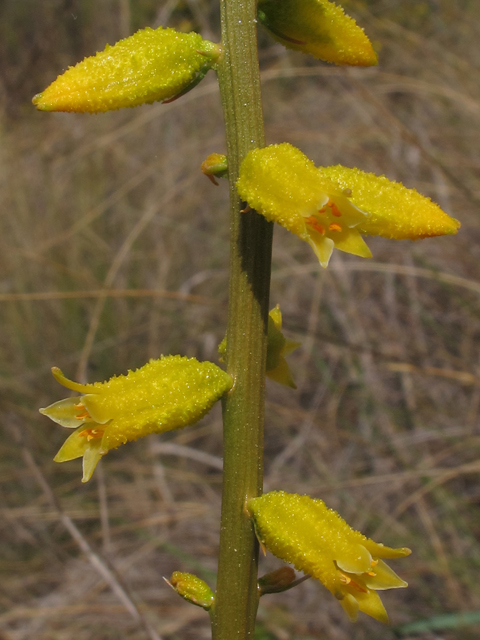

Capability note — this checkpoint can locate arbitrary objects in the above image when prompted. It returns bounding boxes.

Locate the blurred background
[1,1,480,638]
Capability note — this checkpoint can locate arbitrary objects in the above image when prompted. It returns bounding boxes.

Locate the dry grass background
[1,0,480,638]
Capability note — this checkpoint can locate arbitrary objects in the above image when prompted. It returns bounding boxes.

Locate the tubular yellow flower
[266,305,301,389]
[237,143,460,268]
[218,305,300,388]
[32,26,220,113]
[248,491,411,623]
[39,356,232,482]
[257,0,378,66]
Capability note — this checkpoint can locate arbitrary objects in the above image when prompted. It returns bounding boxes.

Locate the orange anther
[79,428,102,441]
[318,199,333,214]
[339,573,351,585]
[328,223,342,233]
[74,403,92,421]
[330,202,342,217]
[371,559,378,567]
[366,571,377,577]
[319,200,342,217]
[305,216,325,235]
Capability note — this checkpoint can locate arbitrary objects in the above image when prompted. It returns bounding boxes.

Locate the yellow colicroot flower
[237,143,460,267]
[266,305,301,389]
[257,0,377,66]
[40,356,232,482]
[33,26,220,113]
[248,491,411,623]
[218,305,300,388]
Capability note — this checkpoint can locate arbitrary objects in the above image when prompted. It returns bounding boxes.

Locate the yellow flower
[40,356,232,482]
[248,491,411,623]
[33,26,220,113]
[237,143,460,268]
[257,0,378,66]
[266,305,301,389]
[218,305,300,388]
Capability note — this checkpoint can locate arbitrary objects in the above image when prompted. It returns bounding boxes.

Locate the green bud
[165,572,215,610]
[201,153,229,185]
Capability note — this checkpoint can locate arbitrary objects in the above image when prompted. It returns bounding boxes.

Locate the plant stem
[211,1,273,639]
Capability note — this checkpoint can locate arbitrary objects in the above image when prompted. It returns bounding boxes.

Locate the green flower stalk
[237,143,460,267]
[257,0,378,66]
[248,491,411,623]
[32,26,220,113]
[40,356,232,482]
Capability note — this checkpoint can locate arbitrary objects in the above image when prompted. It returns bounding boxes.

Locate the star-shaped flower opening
[248,491,411,623]
[237,143,460,267]
[40,357,232,482]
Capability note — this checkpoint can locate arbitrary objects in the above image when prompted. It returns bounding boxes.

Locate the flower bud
[201,153,229,185]
[33,26,220,113]
[258,566,297,595]
[165,572,215,610]
[258,0,377,66]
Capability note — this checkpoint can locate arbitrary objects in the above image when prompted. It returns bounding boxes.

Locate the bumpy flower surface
[237,143,460,267]
[257,0,377,66]
[248,491,411,623]
[167,572,215,610]
[32,26,219,113]
[40,356,232,482]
